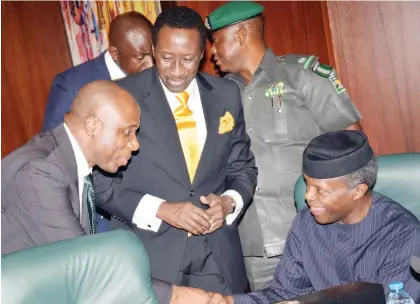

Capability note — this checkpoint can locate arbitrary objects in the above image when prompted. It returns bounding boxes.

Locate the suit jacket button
[189,190,195,196]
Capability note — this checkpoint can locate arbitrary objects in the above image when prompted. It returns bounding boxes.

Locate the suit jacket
[1,124,90,254]
[94,67,258,293]
[42,52,110,132]
[1,126,174,302]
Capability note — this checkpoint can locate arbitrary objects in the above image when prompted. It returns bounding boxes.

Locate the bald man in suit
[2,81,141,254]
[2,80,213,304]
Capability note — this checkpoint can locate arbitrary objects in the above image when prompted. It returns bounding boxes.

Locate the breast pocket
[260,95,290,145]
[214,131,231,161]
[282,95,321,143]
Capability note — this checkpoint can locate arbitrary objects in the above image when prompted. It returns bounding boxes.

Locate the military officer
[205,1,362,291]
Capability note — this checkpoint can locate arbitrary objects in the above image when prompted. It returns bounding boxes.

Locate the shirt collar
[104,50,127,81]
[63,123,92,177]
[256,48,278,83]
[228,48,277,86]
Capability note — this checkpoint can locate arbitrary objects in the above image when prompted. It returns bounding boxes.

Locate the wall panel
[1,1,72,157]
[327,1,420,154]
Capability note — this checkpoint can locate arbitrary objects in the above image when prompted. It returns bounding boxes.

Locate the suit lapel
[141,70,224,187]
[52,125,90,233]
[142,68,190,185]
[52,126,78,202]
[192,73,224,186]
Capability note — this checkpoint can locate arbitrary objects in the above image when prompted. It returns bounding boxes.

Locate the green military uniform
[207,2,362,291]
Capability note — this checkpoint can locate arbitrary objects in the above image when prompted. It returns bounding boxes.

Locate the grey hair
[345,156,378,190]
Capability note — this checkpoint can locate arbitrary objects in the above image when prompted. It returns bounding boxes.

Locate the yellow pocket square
[218,111,235,134]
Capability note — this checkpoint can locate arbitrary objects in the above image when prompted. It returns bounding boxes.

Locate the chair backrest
[1,230,158,304]
[294,153,420,220]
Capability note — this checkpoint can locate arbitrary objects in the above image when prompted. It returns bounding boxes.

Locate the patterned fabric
[233,192,420,303]
[174,91,200,182]
[83,174,96,234]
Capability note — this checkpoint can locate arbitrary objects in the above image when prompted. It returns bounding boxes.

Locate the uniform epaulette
[278,54,333,78]
[277,54,318,69]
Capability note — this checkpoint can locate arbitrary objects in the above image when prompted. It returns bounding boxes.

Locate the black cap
[303,130,374,179]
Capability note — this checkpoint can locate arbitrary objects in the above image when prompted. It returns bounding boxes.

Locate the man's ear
[84,114,98,138]
[109,46,118,61]
[236,27,247,46]
[152,45,156,58]
[200,51,204,61]
[353,183,368,200]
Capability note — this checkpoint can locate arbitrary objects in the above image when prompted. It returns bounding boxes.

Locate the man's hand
[170,286,211,304]
[201,194,235,234]
[208,293,233,304]
[157,202,212,235]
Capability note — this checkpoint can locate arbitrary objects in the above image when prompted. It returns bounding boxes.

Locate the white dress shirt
[132,78,244,232]
[63,123,92,218]
[104,50,126,81]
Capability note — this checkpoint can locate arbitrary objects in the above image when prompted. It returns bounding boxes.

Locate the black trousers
[111,220,232,294]
[176,234,231,295]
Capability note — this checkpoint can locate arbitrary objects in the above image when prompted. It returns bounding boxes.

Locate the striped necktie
[83,174,96,234]
[174,91,200,182]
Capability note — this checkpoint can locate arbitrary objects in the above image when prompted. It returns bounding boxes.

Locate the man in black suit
[94,6,257,294]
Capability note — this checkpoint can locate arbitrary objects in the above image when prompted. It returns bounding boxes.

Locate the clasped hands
[157,193,234,235]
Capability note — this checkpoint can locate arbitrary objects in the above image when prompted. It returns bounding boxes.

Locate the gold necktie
[174,91,200,182]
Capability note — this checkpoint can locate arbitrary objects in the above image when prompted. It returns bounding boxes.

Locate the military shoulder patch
[328,71,346,94]
[312,61,333,78]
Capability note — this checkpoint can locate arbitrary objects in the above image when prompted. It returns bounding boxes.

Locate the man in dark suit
[2,81,140,255]
[94,7,258,295]
[42,11,153,132]
[42,11,153,232]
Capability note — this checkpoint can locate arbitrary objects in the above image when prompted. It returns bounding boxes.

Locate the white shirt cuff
[222,190,243,225]
[132,194,164,232]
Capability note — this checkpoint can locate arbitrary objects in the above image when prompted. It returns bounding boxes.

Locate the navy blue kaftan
[234,192,420,303]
